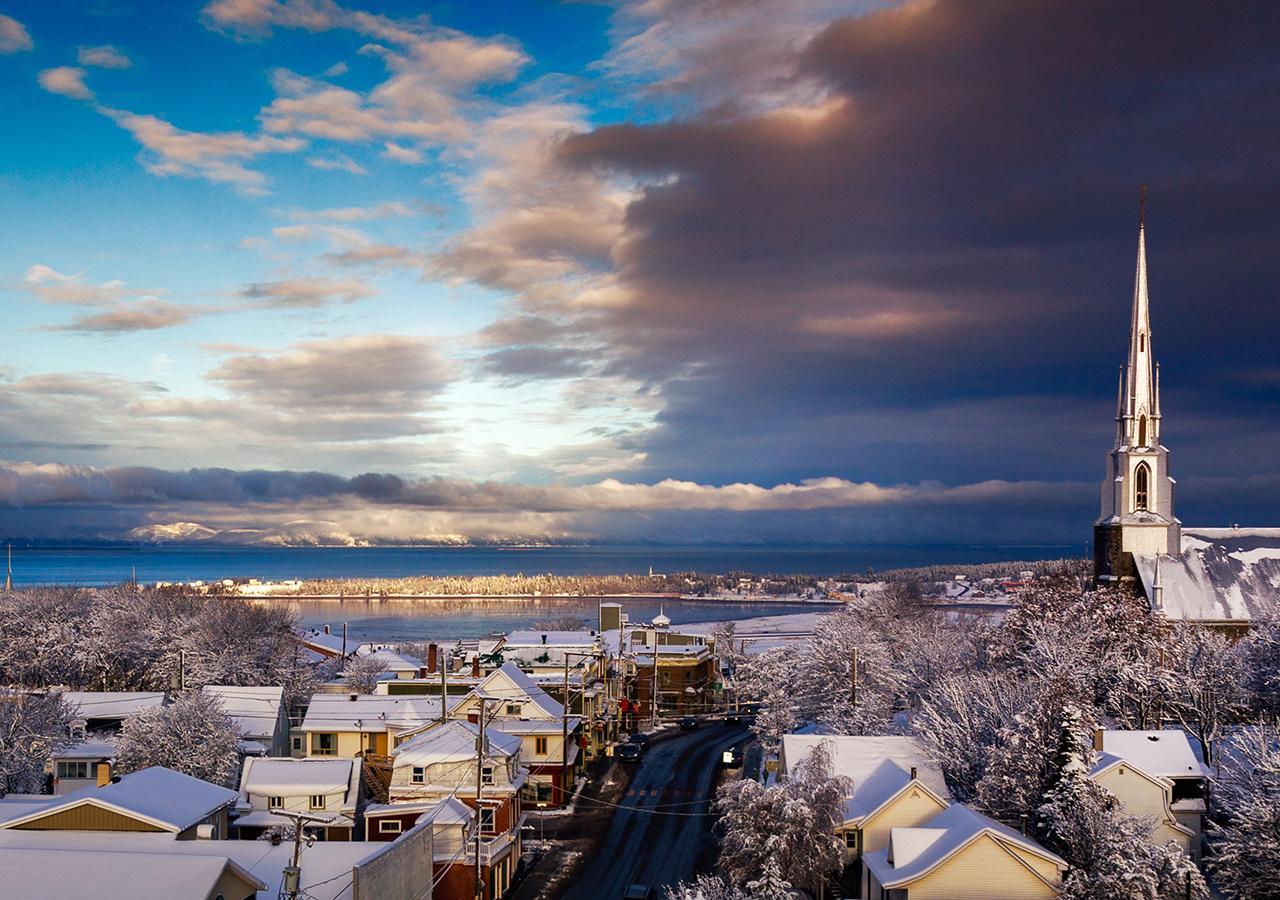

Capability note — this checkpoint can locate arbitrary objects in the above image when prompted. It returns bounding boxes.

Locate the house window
[379,819,402,834]
[480,808,496,833]
[482,765,495,786]
[411,766,426,784]
[268,796,284,809]
[1135,463,1150,511]
[309,795,326,810]
[844,830,861,851]
[312,733,337,756]
[506,703,522,715]
[56,761,90,780]
[292,736,303,752]
[535,737,548,755]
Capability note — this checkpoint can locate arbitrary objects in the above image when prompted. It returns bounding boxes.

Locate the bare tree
[115,691,242,788]
[343,654,390,694]
[0,691,73,795]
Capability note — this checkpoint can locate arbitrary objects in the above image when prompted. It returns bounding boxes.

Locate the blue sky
[1,0,1278,547]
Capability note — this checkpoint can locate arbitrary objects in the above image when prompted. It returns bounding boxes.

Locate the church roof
[1134,528,1280,622]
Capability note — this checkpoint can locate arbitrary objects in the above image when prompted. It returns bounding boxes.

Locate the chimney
[428,643,438,674]
[541,633,547,645]
[196,823,215,840]
[96,761,112,787]
[1093,726,1104,752]
[471,656,481,678]
[909,766,917,781]
[323,624,331,635]
[350,693,359,702]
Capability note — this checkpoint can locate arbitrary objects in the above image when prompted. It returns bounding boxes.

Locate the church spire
[1121,187,1157,449]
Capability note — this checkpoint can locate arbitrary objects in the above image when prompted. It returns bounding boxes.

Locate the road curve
[562,722,750,900]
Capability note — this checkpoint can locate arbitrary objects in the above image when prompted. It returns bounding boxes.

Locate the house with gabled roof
[781,735,951,896]
[1090,727,1209,857]
[232,756,361,841]
[864,803,1067,899]
[0,767,237,840]
[450,662,581,806]
[301,693,455,758]
[202,685,290,757]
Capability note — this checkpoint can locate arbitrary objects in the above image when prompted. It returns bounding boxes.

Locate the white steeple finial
[1120,187,1158,449]
[1152,554,1164,611]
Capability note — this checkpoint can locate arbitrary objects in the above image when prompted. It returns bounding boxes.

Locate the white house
[202,685,290,757]
[233,756,361,841]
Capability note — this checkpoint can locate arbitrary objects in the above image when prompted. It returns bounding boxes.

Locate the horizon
[3,0,1279,548]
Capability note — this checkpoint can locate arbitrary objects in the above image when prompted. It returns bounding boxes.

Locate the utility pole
[651,629,660,727]
[562,653,570,801]
[440,653,448,724]
[474,695,488,900]
[341,621,349,660]
[850,648,858,707]
[275,810,327,900]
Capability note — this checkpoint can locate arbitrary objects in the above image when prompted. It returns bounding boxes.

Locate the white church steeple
[1094,191,1181,583]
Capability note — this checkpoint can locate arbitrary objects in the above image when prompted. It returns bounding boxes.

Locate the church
[1093,204,1280,630]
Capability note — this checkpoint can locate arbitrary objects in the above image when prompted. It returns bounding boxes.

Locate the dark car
[679,716,699,731]
[616,742,643,762]
[724,712,743,725]
[624,885,652,899]
[627,732,650,747]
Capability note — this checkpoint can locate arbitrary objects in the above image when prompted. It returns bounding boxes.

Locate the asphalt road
[562,722,752,900]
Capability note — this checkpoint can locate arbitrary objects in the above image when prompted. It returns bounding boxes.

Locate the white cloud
[288,201,416,222]
[306,151,367,174]
[23,264,132,305]
[38,67,94,100]
[0,13,32,53]
[240,276,376,308]
[78,45,132,68]
[382,142,423,164]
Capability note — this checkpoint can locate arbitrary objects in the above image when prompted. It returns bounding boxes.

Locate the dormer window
[506,703,522,716]
[268,796,283,809]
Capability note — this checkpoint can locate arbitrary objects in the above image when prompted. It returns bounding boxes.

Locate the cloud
[0,13,31,53]
[288,201,415,222]
[382,142,423,164]
[77,44,132,68]
[306,151,366,174]
[38,67,94,100]
[101,107,304,193]
[41,301,201,334]
[23,264,134,305]
[240,276,376,308]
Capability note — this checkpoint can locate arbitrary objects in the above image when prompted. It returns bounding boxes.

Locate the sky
[1,0,1279,548]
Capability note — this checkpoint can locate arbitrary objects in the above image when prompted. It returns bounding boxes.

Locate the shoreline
[245,592,847,605]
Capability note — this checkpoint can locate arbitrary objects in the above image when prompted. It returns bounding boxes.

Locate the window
[535,737,548,755]
[312,733,337,756]
[482,765,495,786]
[411,766,426,784]
[1135,463,1150,511]
[1138,415,1148,447]
[844,830,861,850]
[268,796,284,809]
[379,819,402,834]
[506,703,522,715]
[480,807,496,833]
[309,795,326,810]
[56,761,90,780]
[1139,333,1145,352]
[291,736,303,752]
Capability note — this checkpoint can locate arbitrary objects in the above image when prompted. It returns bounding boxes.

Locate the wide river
[286,597,827,642]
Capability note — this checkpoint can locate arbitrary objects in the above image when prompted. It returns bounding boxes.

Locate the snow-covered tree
[114,691,242,787]
[1163,623,1244,768]
[1208,726,1280,898]
[532,614,587,631]
[0,690,73,795]
[343,653,390,694]
[1238,606,1280,716]
[716,741,848,895]
[663,875,750,900]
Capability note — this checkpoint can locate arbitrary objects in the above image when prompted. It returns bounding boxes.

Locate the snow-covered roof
[239,757,356,800]
[301,694,453,732]
[0,847,265,900]
[0,830,392,900]
[781,735,950,825]
[202,685,284,735]
[1099,729,1211,779]
[503,630,600,647]
[1133,528,1280,622]
[462,662,565,720]
[393,720,521,768]
[61,691,167,721]
[865,803,1066,888]
[0,767,237,833]
[53,737,117,760]
[233,808,345,829]
[361,648,424,672]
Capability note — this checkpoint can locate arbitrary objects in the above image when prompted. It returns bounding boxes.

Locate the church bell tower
[1094,195,1181,583]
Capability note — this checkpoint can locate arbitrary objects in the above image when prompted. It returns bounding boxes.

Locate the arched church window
[1135,463,1150,512]
[1140,333,1145,352]
[1138,415,1147,447]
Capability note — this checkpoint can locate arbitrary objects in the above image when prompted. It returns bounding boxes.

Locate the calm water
[6,544,1074,587]
[287,598,826,642]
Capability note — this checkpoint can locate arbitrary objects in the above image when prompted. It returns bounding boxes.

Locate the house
[49,737,117,796]
[864,803,1067,899]
[378,722,524,899]
[232,757,361,841]
[61,691,168,732]
[0,846,265,900]
[780,735,951,897]
[629,622,716,716]
[360,648,426,680]
[1091,728,1209,855]
[203,686,291,757]
[449,662,581,806]
[0,766,237,840]
[301,694,454,758]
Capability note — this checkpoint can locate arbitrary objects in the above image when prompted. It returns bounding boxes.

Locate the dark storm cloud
[546,0,1280,530]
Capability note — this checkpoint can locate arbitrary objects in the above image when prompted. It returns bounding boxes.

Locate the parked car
[679,716,699,731]
[616,742,643,762]
[627,732,650,747]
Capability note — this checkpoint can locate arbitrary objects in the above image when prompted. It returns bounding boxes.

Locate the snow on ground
[680,609,836,635]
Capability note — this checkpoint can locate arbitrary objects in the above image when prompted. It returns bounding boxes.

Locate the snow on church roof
[1134,527,1280,622]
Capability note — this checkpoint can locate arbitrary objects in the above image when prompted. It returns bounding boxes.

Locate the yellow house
[1092,728,1208,857]
[864,803,1067,899]
[780,735,951,897]
[301,694,454,758]
[1090,753,1194,853]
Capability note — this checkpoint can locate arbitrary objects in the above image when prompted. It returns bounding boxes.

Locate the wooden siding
[862,787,949,854]
[1095,768,1190,851]
[206,866,261,900]
[902,834,1060,900]
[13,803,166,832]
